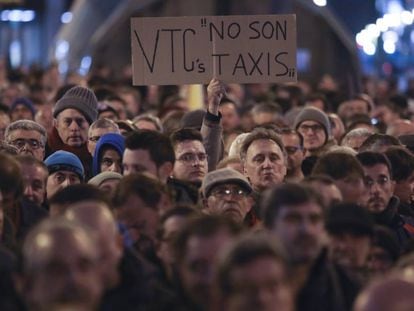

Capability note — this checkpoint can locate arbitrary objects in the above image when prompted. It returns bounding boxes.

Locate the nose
[24,186,33,196]
[68,120,80,130]
[369,182,381,194]
[109,162,122,173]
[262,156,273,168]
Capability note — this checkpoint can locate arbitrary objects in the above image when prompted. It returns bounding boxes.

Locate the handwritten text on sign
[131,15,296,85]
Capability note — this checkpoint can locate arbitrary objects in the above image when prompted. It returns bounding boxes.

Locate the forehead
[246,139,283,156]
[101,147,120,157]
[363,163,391,177]
[278,201,322,217]
[300,120,321,126]
[32,231,95,265]
[57,108,86,119]
[90,127,114,137]
[49,170,79,179]
[9,129,42,138]
[21,164,48,178]
[281,133,300,145]
[349,99,367,107]
[175,139,205,154]
[123,148,156,168]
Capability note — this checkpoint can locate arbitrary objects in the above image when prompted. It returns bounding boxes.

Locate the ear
[53,118,58,129]
[391,179,396,194]
[201,195,209,210]
[158,162,174,184]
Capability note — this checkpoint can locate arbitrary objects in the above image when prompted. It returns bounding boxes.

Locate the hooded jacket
[92,133,125,176]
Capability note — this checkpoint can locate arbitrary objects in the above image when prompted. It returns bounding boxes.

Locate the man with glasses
[5,120,47,161]
[87,118,120,155]
[170,128,208,185]
[280,128,305,182]
[357,151,414,251]
[47,86,98,179]
[201,168,253,224]
[294,106,333,157]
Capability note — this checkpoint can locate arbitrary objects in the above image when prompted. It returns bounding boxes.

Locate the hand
[207,78,226,115]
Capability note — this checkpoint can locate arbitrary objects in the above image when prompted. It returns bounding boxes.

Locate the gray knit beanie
[294,107,331,140]
[53,86,98,124]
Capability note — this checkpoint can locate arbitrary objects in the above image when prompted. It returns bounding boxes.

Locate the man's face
[394,171,414,205]
[334,174,366,205]
[46,170,81,199]
[115,194,160,248]
[297,121,326,151]
[179,230,234,307]
[26,231,103,310]
[243,139,286,191]
[271,202,324,264]
[107,100,127,120]
[157,215,188,270]
[87,127,117,155]
[21,163,47,206]
[281,133,304,172]
[10,104,33,121]
[173,140,207,183]
[219,102,240,132]
[100,148,122,174]
[7,129,45,160]
[309,182,342,208]
[67,201,123,290]
[327,232,371,269]
[348,99,369,117]
[363,164,395,213]
[54,109,89,147]
[123,148,158,177]
[225,257,292,311]
[204,183,252,223]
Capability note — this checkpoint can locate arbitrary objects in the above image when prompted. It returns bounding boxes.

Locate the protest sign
[131,14,296,85]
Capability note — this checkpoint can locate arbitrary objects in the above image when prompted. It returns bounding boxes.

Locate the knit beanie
[294,107,332,141]
[53,86,98,124]
[10,97,36,117]
[45,150,85,180]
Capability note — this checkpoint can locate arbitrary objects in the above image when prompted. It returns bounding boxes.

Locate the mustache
[293,233,318,247]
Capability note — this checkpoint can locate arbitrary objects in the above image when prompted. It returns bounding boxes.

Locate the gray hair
[133,114,164,133]
[88,118,120,137]
[341,128,373,147]
[5,120,47,146]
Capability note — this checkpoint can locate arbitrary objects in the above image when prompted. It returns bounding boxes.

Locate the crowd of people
[1,62,414,310]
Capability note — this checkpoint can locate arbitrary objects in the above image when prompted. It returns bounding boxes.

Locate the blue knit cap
[92,133,125,176]
[10,97,36,117]
[44,150,85,180]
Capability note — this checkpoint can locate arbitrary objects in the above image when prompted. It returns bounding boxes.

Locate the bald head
[65,200,118,236]
[354,273,414,311]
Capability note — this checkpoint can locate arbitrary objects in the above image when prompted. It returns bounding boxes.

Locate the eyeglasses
[298,124,324,133]
[177,153,207,163]
[364,176,390,188]
[210,187,248,198]
[285,146,302,155]
[10,139,43,150]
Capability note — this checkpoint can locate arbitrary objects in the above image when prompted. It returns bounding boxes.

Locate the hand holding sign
[207,78,226,115]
